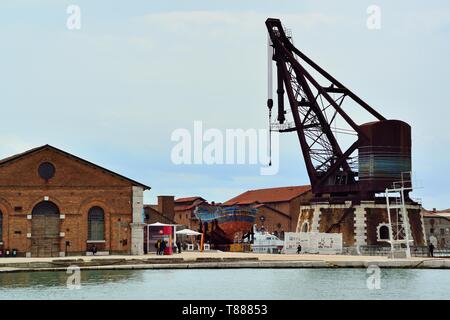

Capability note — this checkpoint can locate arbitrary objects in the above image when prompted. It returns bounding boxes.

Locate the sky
[0,0,449,209]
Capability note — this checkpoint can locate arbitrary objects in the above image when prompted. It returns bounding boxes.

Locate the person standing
[160,239,166,255]
[156,240,161,255]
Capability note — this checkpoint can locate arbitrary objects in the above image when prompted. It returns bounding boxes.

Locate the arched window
[379,225,390,240]
[0,210,3,241]
[88,206,105,241]
[32,201,59,216]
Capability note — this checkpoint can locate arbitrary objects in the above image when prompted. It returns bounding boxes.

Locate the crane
[265,18,411,200]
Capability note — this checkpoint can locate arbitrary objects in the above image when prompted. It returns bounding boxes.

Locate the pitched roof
[175,196,205,203]
[0,144,150,190]
[422,209,450,220]
[223,185,311,205]
[0,145,44,166]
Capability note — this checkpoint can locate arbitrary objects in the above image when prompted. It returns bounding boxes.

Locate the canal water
[0,268,449,299]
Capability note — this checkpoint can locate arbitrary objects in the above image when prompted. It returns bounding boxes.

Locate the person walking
[176,240,182,254]
[429,242,435,257]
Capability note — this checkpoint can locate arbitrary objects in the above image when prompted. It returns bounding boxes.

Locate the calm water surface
[0,268,449,300]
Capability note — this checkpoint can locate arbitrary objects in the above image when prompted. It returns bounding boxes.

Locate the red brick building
[174,197,206,229]
[223,186,312,236]
[0,145,149,257]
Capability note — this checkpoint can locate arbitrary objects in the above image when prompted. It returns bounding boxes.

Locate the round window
[38,162,55,180]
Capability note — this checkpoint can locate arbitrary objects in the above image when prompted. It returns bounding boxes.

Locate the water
[0,268,449,300]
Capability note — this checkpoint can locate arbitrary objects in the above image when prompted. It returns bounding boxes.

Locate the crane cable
[269,109,272,167]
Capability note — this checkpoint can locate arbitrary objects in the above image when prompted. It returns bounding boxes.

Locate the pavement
[0,251,390,263]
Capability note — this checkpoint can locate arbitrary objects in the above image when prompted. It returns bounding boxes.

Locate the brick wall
[174,208,196,229]
[157,196,175,221]
[254,206,290,236]
[173,198,206,229]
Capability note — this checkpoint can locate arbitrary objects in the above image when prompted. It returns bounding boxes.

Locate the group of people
[155,239,185,255]
[155,239,167,255]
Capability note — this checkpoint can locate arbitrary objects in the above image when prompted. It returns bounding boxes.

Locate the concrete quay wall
[1,254,450,273]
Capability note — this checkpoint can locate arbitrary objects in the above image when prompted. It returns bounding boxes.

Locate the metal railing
[343,245,450,257]
[410,246,450,257]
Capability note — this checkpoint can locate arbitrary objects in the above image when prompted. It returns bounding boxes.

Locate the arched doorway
[379,226,390,240]
[31,201,60,257]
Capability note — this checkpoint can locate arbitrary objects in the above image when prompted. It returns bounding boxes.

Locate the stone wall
[296,202,425,248]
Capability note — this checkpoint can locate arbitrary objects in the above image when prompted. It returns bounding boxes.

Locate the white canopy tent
[148,222,174,227]
[176,229,202,236]
[175,228,204,251]
[145,222,178,254]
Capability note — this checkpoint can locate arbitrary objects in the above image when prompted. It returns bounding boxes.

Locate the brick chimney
[157,195,175,221]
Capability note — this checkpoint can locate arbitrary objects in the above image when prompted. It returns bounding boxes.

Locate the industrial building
[0,145,149,257]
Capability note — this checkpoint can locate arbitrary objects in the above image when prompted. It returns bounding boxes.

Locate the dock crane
[265,18,412,200]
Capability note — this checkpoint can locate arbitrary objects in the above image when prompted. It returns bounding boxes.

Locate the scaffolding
[385,172,414,258]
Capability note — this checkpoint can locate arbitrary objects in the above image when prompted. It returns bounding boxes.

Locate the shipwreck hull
[195,206,256,244]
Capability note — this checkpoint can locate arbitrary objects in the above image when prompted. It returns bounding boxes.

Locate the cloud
[135,10,345,34]
[400,10,450,33]
[2,3,450,209]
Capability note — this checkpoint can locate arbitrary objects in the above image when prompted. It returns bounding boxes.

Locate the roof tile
[223,185,311,205]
